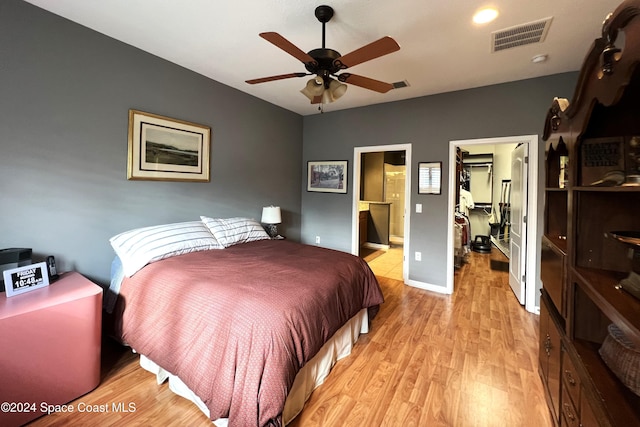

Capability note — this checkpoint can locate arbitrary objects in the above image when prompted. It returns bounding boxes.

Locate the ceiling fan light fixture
[250,5,401,108]
[329,79,347,100]
[322,89,334,104]
[300,77,325,101]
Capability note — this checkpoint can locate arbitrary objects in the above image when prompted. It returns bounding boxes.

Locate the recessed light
[532,54,548,63]
[473,8,499,24]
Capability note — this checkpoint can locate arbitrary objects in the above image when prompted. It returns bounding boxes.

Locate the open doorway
[351,144,412,282]
[447,135,539,313]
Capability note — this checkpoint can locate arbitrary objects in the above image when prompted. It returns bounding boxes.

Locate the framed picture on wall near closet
[307,160,348,193]
[418,161,441,194]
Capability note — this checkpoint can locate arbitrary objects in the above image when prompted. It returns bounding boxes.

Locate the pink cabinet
[0,272,102,426]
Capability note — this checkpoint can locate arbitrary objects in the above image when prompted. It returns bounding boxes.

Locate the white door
[509,144,528,304]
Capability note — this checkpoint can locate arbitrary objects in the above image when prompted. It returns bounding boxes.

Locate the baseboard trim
[405,279,452,294]
[362,242,390,251]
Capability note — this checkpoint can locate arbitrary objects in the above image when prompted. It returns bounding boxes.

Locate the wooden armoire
[539,1,640,426]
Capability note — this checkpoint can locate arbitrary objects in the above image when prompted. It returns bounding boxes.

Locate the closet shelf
[472,203,492,210]
[490,236,510,258]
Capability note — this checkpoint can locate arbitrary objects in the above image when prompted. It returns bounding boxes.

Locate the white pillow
[110,221,223,277]
[200,216,270,248]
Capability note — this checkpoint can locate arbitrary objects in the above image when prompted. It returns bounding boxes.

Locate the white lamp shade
[329,79,347,100]
[322,89,334,104]
[261,206,281,224]
[300,77,324,101]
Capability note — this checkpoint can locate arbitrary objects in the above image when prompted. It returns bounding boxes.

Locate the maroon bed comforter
[114,239,383,427]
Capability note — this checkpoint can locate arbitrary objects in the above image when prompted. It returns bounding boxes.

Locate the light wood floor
[27,251,551,427]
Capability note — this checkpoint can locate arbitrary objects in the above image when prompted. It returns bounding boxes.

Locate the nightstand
[0,272,102,426]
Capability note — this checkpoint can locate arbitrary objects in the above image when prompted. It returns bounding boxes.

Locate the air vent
[491,17,553,52]
[392,80,409,89]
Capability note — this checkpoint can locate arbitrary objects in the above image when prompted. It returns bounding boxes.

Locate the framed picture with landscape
[127,109,211,182]
[307,160,348,193]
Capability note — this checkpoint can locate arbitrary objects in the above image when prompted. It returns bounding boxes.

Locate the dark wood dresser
[539,1,640,426]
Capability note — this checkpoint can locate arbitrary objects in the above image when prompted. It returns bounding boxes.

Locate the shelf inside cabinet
[544,234,568,254]
[546,138,569,189]
[575,186,640,192]
[575,191,640,272]
[545,188,568,242]
[573,267,640,340]
[573,339,640,426]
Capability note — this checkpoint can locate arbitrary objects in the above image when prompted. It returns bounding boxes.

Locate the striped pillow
[110,221,223,277]
[200,216,270,248]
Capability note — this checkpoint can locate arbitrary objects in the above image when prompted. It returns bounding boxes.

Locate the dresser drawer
[562,350,581,409]
[562,385,580,427]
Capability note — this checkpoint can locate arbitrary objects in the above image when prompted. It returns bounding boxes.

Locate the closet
[454,148,471,267]
[455,145,517,261]
[462,153,493,212]
[539,1,640,426]
[454,211,470,268]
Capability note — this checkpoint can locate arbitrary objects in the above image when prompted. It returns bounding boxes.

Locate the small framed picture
[418,161,442,194]
[307,160,348,193]
[128,109,211,182]
[3,262,50,297]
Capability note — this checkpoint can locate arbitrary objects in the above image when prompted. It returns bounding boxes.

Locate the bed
[107,218,383,427]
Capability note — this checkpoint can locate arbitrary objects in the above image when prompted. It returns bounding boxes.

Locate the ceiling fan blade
[339,73,394,93]
[246,72,308,84]
[334,36,400,69]
[259,32,317,65]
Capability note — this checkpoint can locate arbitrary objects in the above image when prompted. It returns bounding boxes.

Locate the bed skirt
[137,308,370,426]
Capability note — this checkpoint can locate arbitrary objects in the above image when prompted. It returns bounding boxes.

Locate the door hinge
[522,274,526,283]
[524,156,529,164]
[523,215,527,224]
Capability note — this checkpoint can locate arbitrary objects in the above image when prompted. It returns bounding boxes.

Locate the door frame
[352,143,412,282]
[447,135,539,313]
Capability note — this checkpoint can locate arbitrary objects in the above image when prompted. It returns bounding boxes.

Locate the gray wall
[2,0,580,298]
[301,73,578,290]
[0,0,303,285]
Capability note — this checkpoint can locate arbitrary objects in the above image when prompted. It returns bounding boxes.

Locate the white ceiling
[25,0,622,116]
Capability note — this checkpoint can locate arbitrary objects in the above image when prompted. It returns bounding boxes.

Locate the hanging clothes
[459,187,475,216]
[454,211,471,268]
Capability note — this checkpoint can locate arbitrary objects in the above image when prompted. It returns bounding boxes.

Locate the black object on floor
[472,235,491,253]
[490,259,509,271]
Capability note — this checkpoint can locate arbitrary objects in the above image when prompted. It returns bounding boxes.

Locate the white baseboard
[362,242,390,251]
[389,236,404,245]
[405,279,452,295]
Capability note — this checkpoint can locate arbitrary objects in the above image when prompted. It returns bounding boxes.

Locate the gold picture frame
[127,109,211,182]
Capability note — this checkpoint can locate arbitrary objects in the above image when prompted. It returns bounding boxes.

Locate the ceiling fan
[246,5,401,106]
